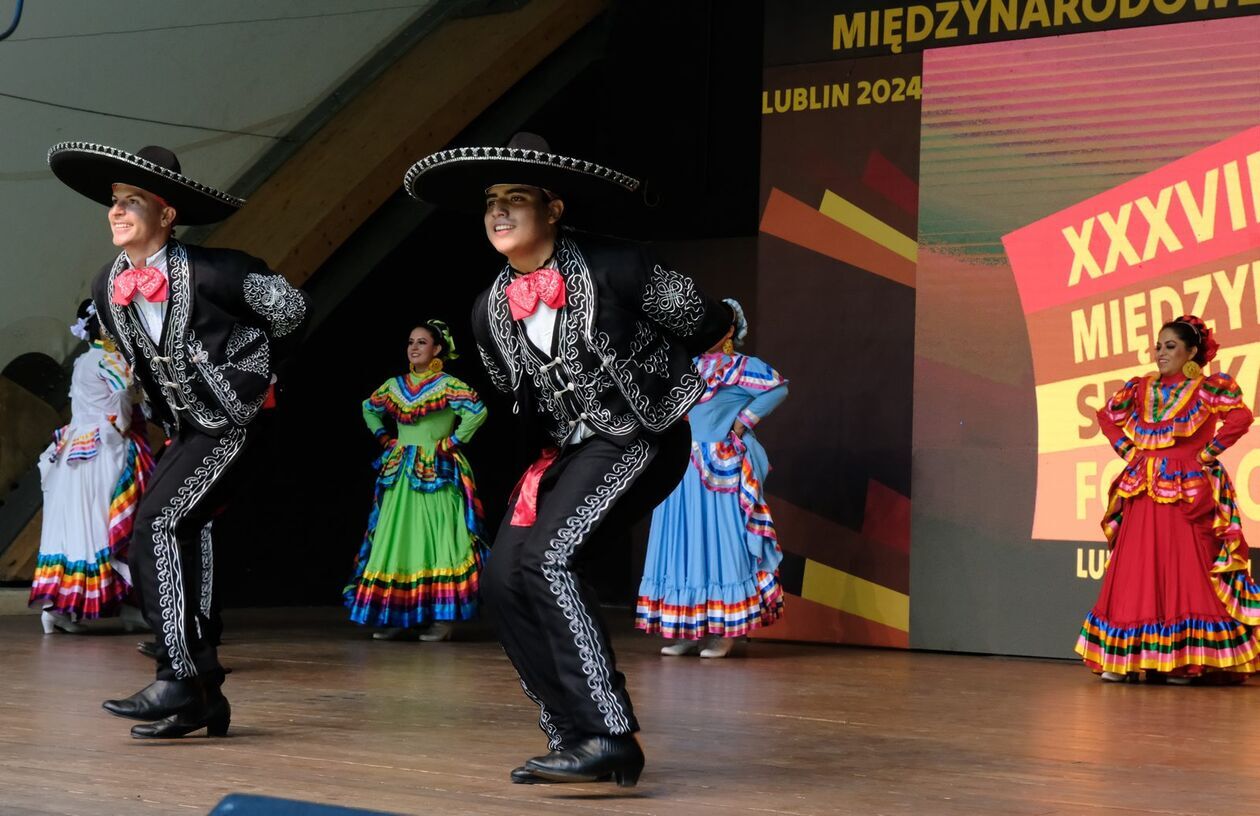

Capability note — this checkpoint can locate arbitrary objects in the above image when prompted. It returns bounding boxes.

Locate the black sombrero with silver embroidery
[403,133,640,231]
[48,142,244,225]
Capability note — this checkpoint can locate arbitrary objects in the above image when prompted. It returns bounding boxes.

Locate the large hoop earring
[721,339,735,355]
[428,358,444,372]
[1182,360,1202,378]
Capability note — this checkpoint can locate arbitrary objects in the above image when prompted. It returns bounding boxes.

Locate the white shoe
[418,622,453,642]
[372,627,418,641]
[120,605,150,633]
[41,609,86,634]
[1166,676,1194,685]
[1100,671,1127,683]
[700,637,738,659]
[660,639,701,657]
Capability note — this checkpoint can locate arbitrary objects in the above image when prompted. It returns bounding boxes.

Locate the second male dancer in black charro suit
[406,133,734,785]
[49,142,309,739]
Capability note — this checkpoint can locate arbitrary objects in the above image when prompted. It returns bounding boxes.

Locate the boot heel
[207,711,230,737]
[613,764,642,787]
[40,611,57,634]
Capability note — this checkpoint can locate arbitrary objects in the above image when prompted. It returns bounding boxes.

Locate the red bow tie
[505,267,565,320]
[112,266,168,306]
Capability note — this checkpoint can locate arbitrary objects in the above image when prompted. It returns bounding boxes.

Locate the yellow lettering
[1120,0,1150,16]
[1022,0,1052,25]
[1098,202,1140,274]
[908,5,935,42]
[1247,150,1260,222]
[1123,292,1148,357]
[1213,263,1250,330]
[1175,168,1219,243]
[832,13,866,50]
[1108,299,1124,359]
[961,0,987,34]
[1055,0,1083,22]
[1182,273,1213,320]
[1137,186,1183,260]
[1083,0,1117,21]
[1088,548,1110,579]
[793,87,808,111]
[884,7,904,53]
[1223,160,1246,231]
[1072,303,1110,363]
[936,1,961,37]
[1152,0,1187,11]
[1064,218,1103,285]
[991,0,1019,29]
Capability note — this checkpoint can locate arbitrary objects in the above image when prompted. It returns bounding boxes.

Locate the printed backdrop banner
[766,1,1260,656]
[1003,126,1260,543]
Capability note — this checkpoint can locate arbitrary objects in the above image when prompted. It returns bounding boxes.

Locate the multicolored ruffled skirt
[1076,453,1260,678]
[344,443,487,627]
[30,428,154,619]
[636,435,783,639]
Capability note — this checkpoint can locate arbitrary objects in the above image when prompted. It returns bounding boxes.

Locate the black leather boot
[131,691,231,739]
[510,764,612,784]
[523,735,644,787]
[102,680,201,721]
[137,640,160,660]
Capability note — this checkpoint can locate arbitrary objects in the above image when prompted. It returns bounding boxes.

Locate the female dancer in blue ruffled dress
[636,298,789,658]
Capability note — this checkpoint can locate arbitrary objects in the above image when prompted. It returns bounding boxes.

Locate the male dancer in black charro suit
[49,142,309,738]
[405,133,735,785]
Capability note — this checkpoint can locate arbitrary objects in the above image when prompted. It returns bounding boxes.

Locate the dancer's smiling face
[108,183,175,256]
[1153,328,1197,378]
[483,184,563,259]
[407,326,442,370]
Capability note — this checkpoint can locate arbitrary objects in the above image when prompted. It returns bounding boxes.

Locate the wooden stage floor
[1,606,1255,816]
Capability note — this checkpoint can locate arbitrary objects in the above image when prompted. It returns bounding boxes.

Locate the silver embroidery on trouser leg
[151,427,247,679]
[519,678,564,751]
[541,439,652,735]
[199,521,214,619]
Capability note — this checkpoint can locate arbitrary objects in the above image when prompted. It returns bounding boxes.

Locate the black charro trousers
[481,421,690,747]
[129,424,251,682]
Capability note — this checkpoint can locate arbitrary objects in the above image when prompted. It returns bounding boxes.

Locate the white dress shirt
[520,299,593,445]
[126,247,169,344]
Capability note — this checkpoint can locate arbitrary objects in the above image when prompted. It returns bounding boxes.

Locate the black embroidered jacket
[90,239,309,436]
[471,233,732,447]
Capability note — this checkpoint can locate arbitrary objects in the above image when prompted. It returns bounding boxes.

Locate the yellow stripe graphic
[819,190,918,262]
[801,559,909,632]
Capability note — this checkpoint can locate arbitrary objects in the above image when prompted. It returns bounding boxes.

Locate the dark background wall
[212,1,764,610]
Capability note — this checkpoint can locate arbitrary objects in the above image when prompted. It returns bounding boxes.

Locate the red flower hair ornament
[1172,314,1219,364]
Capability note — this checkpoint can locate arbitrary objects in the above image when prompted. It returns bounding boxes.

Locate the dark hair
[77,298,101,343]
[411,321,448,359]
[1160,320,1207,365]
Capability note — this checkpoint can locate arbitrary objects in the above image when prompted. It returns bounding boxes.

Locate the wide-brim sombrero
[48,142,244,225]
[403,132,640,232]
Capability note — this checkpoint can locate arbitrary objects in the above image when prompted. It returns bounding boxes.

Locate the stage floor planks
[0,607,1255,816]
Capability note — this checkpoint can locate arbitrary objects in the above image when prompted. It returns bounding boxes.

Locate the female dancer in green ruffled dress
[345,320,488,641]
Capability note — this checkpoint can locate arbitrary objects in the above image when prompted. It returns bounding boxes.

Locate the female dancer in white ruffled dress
[30,299,153,633]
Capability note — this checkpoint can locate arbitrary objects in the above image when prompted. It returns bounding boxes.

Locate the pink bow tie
[112,266,168,306]
[506,267,566,320]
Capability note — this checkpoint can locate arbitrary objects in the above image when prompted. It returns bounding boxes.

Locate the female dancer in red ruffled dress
[1076,315,1260,683]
